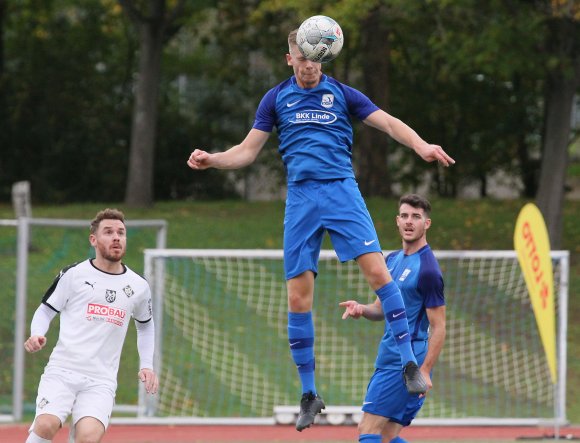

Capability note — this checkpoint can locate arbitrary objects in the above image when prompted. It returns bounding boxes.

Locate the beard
[99,244,125,262]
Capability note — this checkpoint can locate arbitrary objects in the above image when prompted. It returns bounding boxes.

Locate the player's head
[397,194,432,245]
[399,194,432,216]
[90,208,127,263]
[286,29,322,89]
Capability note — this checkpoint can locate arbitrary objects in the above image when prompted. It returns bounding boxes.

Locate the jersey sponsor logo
[321,94,334,108]
[105,289,116,303]
[123,285,134,298]
[364,239,376,246]
[286,99,303,107]
[289,110,337,125]
[86,303,127,326]
[399,268,412,281]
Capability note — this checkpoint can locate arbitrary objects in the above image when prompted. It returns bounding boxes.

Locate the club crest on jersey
[105,289,117,303]
[123,285,134,298]
[399,268,412,282]
[321,94,334,108]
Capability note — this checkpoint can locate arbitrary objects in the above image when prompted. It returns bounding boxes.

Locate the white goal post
[136,249,568,426]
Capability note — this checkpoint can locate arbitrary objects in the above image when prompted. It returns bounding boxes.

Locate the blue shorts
[283,178,382,279]
[361,367,425,426]
[362,340,429,426]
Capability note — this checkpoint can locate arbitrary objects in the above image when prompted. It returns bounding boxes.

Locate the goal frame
[139,249,569,427]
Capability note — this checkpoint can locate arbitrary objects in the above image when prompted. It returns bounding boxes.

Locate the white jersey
[41,259,152,385]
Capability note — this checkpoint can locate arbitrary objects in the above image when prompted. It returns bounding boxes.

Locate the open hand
[138,368,159,394]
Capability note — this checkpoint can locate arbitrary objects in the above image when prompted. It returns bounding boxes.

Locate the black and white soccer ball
[296,15,344,63]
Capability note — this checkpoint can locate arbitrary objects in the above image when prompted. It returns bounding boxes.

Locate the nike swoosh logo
[393,311,404,318]
[387,268,394,273]
[363,401,373,405]
[398,333,409,339]
[286,99,302,107]
[289,341,300,347]
[364,239,376,246]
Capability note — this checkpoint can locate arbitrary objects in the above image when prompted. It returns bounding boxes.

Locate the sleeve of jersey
[339,83,380,121]
[41,265,75,312]
[30,304,58,336]
[133,285,153,323]
[252,87,278,132]
[418,255,445,308]
[135,319,155,370]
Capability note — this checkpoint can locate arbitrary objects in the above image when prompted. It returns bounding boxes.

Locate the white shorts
[31,366,116,430]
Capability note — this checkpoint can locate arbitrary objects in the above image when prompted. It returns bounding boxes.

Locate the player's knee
[32,414,61,439]
[288,292,311,312]
[366,264,390,289]
[357,414,382,435]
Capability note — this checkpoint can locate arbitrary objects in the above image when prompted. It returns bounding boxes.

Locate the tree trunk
[0,0,5,76]
[356,7,392,198]
[120,0,186,207]
[124,22,163,207]
[536,17,580,249]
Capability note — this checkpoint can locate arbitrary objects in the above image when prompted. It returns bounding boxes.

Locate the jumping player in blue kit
[187,29,454,432]
[340,194,446,443]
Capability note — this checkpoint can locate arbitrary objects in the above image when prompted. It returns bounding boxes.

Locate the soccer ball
[296,15,344,63]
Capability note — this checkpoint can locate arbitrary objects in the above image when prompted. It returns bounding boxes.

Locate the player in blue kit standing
[187,29,454,431]
[340,194,446,443]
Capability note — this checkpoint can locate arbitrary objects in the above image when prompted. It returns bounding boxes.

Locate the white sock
[26,431,51,443]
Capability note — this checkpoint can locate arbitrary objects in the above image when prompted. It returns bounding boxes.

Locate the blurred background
[0,0,579,427]
[0,0,578,248]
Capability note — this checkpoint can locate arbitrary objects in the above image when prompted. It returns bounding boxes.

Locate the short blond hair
[288,29,298,52]
[90,208,125,234]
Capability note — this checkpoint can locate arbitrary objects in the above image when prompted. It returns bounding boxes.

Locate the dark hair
[399,194,431,216]
[90,208,125,234]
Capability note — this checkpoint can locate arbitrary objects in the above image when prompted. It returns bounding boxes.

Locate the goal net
[140,249,568,426]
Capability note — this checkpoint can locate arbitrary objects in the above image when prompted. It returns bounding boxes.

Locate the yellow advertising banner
[514,203,557,383]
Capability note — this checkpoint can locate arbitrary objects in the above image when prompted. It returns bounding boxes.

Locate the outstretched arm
[363,109,455,167]
[339,297,383,321]
[187,128,270,170]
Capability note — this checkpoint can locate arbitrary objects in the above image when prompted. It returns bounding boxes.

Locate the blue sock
[288,311,316,395]
[376,282,417,365]
[359,434,382,443]
[390,437,409,443]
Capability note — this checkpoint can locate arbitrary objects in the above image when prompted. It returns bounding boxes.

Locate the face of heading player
[286,44,322,90]
[90,219,127,263]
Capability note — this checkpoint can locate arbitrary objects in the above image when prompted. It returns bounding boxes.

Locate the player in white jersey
[23,208,158,443]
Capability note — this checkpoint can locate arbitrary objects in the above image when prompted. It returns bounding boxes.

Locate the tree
[118,0,187,207]
[536,1,580,248]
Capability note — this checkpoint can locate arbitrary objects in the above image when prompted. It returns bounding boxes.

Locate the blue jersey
[375,244,445,369]
[252,74,379,183]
